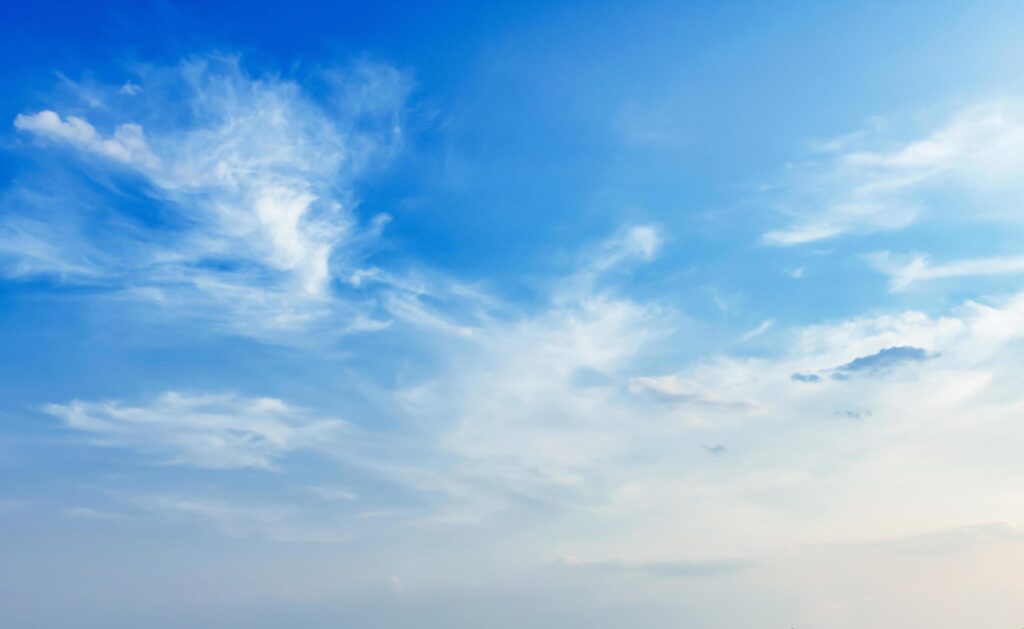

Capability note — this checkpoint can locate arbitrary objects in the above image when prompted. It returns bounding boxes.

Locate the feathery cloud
[763,103,1024,245]
[44,391,349,470]
[870,251,1024,291]
[7,55,410,338]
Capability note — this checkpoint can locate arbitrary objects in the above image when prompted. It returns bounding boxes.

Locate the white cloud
[385,228,676,497]
[592,225,662,271]
[763,103,1024,245]
[44,391,349,470]
[17,217,1024,627]
[870,250,1024,291]
[14,110,160,169]
[545,224,664,309]
[0,217,105,279]
[7,55,410,338]
[736,318,773,343]
[573,291,1024,558]
[25,215,1024,565]
[382,247,1024,562]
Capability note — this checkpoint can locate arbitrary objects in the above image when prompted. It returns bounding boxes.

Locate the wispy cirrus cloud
[763,103,1024,245]
[28,221,1024,573]
[352,228,1024,553]
[44,391,349,470]
[869,250,1024,291]
[5,54,410,339]
[395,227,676,495]
[736,318,773,343]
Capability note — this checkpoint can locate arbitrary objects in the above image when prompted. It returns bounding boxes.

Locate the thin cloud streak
[871,251,1024,291]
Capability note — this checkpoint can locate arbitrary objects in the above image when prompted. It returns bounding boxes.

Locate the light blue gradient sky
[4,2,1024,627]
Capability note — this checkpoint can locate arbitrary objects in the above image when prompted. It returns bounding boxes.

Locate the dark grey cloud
[704,444,728,455]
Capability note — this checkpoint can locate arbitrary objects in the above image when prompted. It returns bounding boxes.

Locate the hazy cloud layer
[5,21,1024,627]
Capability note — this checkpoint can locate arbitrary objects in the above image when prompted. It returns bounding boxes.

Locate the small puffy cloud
[44,391,348,470]
[14,110,160,169]
[623,225,662,260]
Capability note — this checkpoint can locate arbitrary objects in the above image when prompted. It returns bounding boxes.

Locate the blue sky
[5,1,1024,627]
